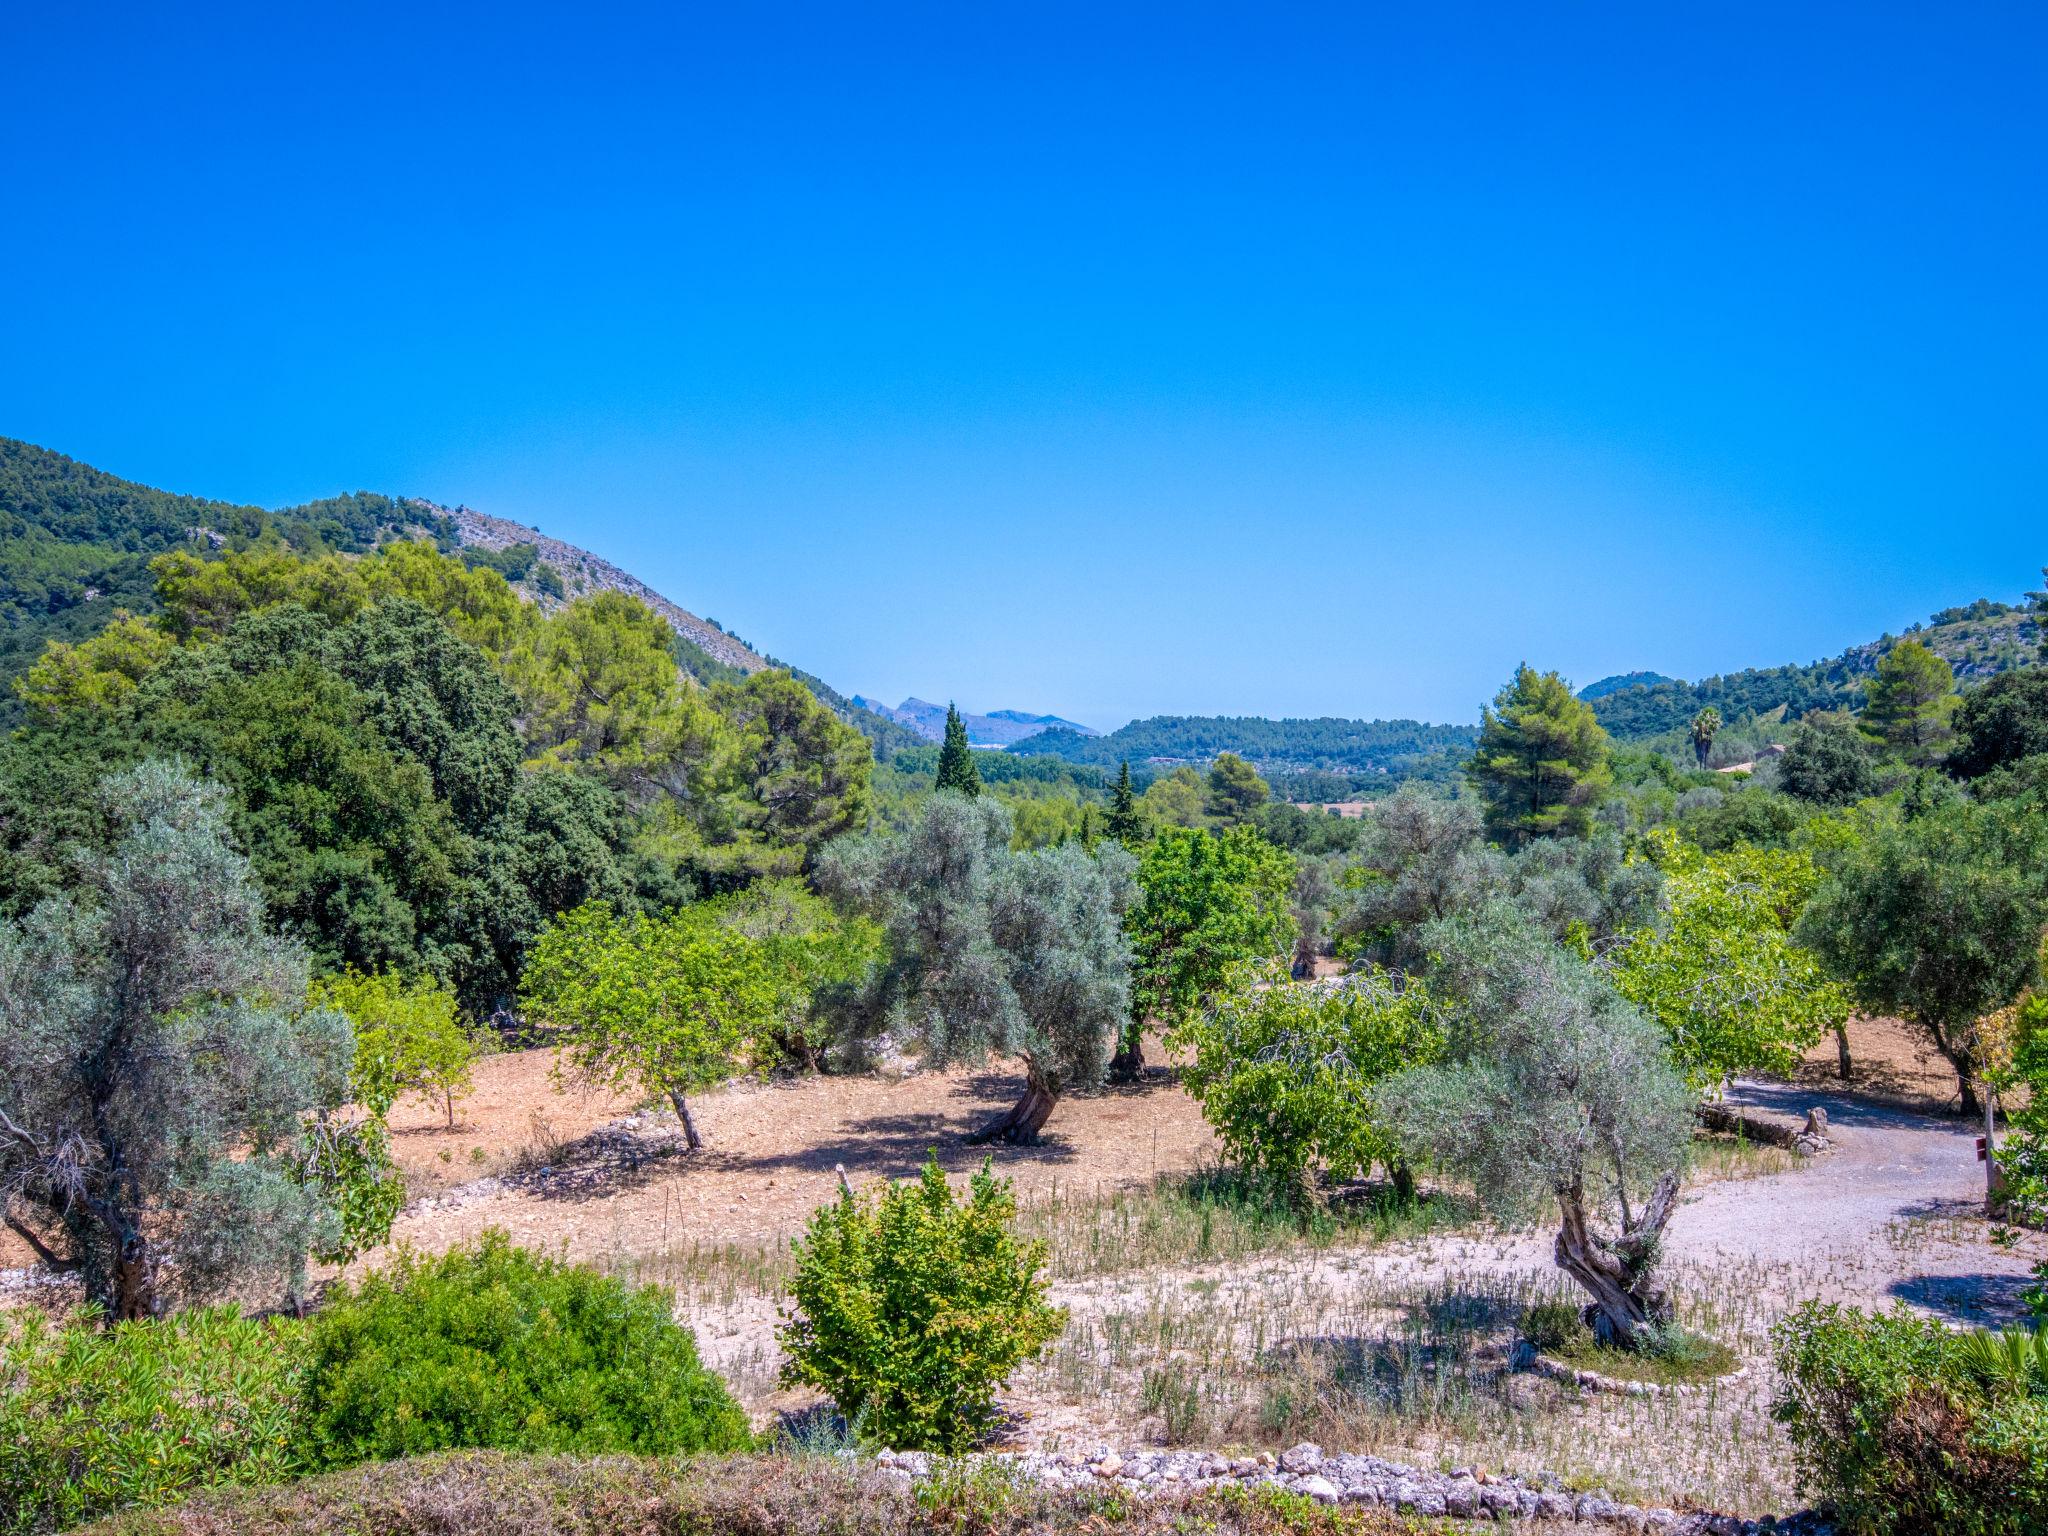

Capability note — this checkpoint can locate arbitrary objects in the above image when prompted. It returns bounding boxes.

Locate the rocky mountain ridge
[426,500,768,674]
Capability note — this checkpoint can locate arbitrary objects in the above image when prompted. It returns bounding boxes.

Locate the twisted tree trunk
[667,1089,704,1151]
[968,1062,1060,1146]
[1552,1171,1680,1349]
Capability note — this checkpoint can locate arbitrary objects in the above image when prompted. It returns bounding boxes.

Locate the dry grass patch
[79,1451,1458,1536]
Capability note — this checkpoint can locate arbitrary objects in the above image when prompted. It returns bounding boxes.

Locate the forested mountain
[1577,670,1674,700]
[1587,598,2043,740]
[1010,714,1479,779]
[852,695,1097,746]
[0,438,451,694]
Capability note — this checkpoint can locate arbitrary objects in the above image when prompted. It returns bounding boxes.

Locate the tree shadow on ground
[722,1107,1082,1180]
[1734,1078,1979,1134]
[1889,1271,2037,1326]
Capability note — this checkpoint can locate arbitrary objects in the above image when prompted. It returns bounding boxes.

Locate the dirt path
[1667,1078,2039,1322]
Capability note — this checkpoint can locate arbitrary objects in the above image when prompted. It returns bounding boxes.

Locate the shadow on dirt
[1889,1270,2037,1325]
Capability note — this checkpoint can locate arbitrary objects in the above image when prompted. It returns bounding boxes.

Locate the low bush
[301,1231,750,1466]
[1772,1302,2048,1534]
[779,1154,1066,1452]
[1518,1300,1591,1355]
[0,1306,306,1535]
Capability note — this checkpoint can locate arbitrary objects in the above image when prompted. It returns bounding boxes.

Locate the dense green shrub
[779,1154,1066,1452]
[1178,966,1442,1202]
[1772,1303,2048,1534]
[0,1306,306,1535]
[301,1231,750,1465]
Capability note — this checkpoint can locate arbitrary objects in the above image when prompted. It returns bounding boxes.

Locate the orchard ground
[6,1017,2043,1517]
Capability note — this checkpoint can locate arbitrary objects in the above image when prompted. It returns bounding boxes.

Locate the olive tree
[817,793,1136,1144]
[0,760,357,1319]
[1377,905,1694,1347]
[1798,794,2048,1117]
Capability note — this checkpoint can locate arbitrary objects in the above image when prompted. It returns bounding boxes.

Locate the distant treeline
[1010,714,1480,780]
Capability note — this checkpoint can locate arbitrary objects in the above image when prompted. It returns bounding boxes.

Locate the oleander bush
[0,1306,306,1536]
[300,1231,750,1466]
[1772,1303,2048,1535]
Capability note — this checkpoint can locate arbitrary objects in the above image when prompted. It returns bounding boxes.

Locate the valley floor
[9,1018,2043,1519]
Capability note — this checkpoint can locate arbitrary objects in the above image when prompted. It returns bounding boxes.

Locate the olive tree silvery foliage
[1376,903,1694,1347]
[816,792,1136,1143]
[1336,787,1658,970]
[0,760,353,1318]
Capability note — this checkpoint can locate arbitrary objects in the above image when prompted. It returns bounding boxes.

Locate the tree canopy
[1466,665,1614,845]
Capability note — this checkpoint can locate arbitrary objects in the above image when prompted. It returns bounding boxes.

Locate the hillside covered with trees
[1585,592,2043,740]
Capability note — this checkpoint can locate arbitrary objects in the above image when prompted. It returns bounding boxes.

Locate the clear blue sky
[4,3,2042,730]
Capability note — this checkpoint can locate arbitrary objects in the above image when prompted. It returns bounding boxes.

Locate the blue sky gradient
[3,3,2042,729]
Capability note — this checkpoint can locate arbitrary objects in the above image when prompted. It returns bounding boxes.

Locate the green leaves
[1610,832,1850,1091]
[301,1232,750,1466]
[520,900,780,1132]
[778,1154,1065,1451]
[0,1306,309,1535]
[1128,825,1295,1032]
[1179,965,1443,1198]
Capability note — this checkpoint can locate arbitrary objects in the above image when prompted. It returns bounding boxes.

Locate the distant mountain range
[5,436,2038,771]
[851,696,1098,747]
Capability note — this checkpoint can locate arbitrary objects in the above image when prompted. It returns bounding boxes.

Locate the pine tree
[1860,638,1957,765]
[934,703,982,797]
[1105,760,1144,844]
[1465,664,1614,846]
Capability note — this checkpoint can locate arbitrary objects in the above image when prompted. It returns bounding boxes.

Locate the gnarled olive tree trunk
[1553,1171,1679,1348]
[968,1059,1059,1146]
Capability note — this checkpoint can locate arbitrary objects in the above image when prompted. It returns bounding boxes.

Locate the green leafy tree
[0,761,356,1319]
[1466,664,1614,845]
[515,591,706,780]
[1798,795,2048,1117]
[1180,966,1443,1203]
[1120,825,1295,1075]
[1779,714,1878,806]
[933,703,982,797]
[779,1154,1065,1451]
[520,902,779,1149]
[1860,638,1957,764]
[1204,751,1270,825]
[311,968,481,1128]
[816,794,1136,1143]
[1377,905,1695,1347]
[1104,759,1145,844]
[699,878,883,1071]
[1610,831,1852,1092]
[1688,706,1723,769]
[1137,765,1207,829]
[1948,667,2048,780]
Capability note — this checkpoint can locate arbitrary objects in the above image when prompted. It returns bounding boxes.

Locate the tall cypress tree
[934,703,982,797]
[1105,759,1144,844]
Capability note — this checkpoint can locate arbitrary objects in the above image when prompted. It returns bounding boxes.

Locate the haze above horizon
[3,4,2041,731]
